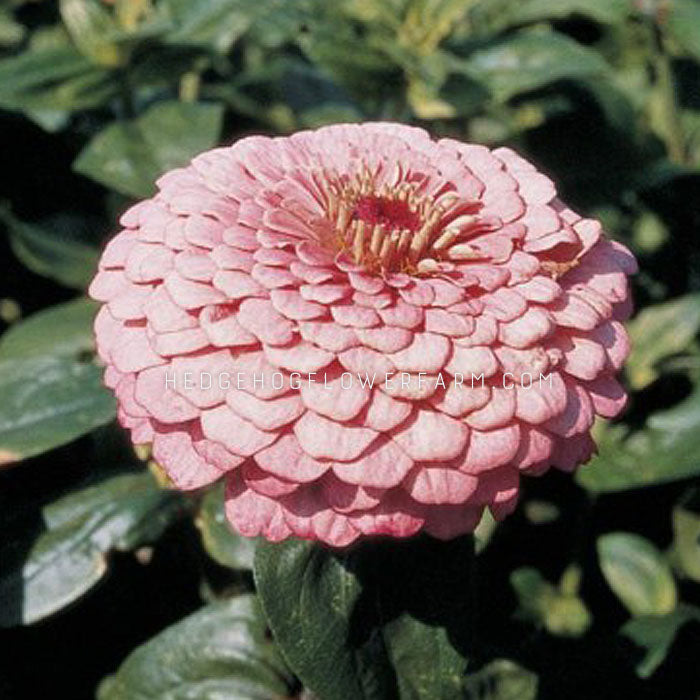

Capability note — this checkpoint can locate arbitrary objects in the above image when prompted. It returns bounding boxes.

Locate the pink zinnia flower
[90,123,636,547]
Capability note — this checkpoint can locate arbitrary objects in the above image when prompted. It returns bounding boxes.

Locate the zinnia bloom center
[325,166,484,275]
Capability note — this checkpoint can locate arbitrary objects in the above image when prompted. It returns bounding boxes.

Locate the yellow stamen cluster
[320,166,483,274]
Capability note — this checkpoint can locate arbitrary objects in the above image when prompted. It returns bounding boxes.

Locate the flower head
[90,123,636,546]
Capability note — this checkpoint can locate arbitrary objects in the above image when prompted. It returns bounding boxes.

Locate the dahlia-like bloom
[90,123,636,546]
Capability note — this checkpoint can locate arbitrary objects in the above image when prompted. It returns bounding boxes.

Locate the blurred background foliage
[0,0,699,698]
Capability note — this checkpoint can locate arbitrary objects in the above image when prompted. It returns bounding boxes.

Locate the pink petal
[226,388,304,430]
[201,404,277,456]
[144,286,198,333]
[464,386,516,430]
[391,409,468,460]
[254,433,329,483]
[298,320,358,352]
[165,271,227,309]
[242,461,299,497]
[499,308,553,348]
[378,299,424,329]
[445,345,498,378]
[237,298,295,345]
[514,371,568,423]
[263,341,334,373]
[252,264,299,289]
[388,332,451,373]
[429,382,491,417]
[225,472,293,541]
[424,309,475,337]
[354,326,414,353]
[294,411,378,461]
[585,375,627,418]
[111,324,165,373]
[200,305,257,347]
[271,289,327,321]
[422,504,482,540]
[300,372,370,421]
[333,437,414,488]
[152,427,222,490]
[551,333,607,381]
[403,466,478,504]
[331,304,380,328]
[212,270,266,300]
[511,426,555,471]
[339,346,395,375]
[361,390,413,431]
[459,425,520,474]
[321,473,383,512]
[544,382,594,437]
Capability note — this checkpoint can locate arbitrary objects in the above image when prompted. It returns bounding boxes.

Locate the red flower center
[352,195,421,233]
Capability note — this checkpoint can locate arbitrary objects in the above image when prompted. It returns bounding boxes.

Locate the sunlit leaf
[621,604,700,678]
[666,0,700,62]
[0,297,97,361]
[474,0,629,31]
[626,294,700,390]
[73,100,224,197]
[97,595,295,699]
[0,472,183,626]
[163,0,262,53]
[0,7,25,48]
[511,566,591,637]
[0,207,100,290]
[463,659,538,700]
[671,489,700,583]
[0,299,115,463]
[59,0,126,67]
[461,31,609,102]
[0,44,116,115]
[597,532,677,617]
[578,391,700,493]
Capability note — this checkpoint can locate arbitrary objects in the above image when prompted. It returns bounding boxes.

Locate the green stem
[179,71,201,103]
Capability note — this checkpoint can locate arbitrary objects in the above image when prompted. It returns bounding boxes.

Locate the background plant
[0,0,699,698]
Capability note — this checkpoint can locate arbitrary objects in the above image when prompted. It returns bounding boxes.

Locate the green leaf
[461,30,609,103]
[163,0,260,53]
[384,614,470,699]
[0,297,97,360]
[671,490,700,582]
[492,0,628,28]
[625,294,700,390]
[254,539,395,700]
[621,604,700,678]
[73,100,224,198]
[0,472,183,626]
[0,44,115,115]
[59,0,126,67]
[463,659,538,700]
[510,567,591,637]
[196,483,257,570]
[97,594,295,699]
[255,536,475,700]
[597,533,677,617]
[666,0,700,61]
[0,298,115,463]
[0,208,99,290]
[0,7,26,48]
[578,388,700,493]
